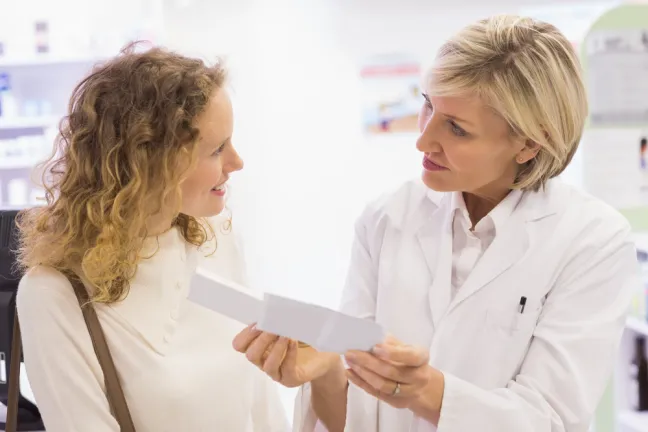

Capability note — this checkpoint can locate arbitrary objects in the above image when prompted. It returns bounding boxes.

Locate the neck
[463,187,511,228]
[146,214,176,237]
[462,167,517,227]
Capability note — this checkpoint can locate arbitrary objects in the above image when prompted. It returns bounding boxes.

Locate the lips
[425,157,446,169]
[211,178,229,192]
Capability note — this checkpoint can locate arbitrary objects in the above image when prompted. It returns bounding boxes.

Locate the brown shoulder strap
[6,310,22,432]
[69,276,137,432]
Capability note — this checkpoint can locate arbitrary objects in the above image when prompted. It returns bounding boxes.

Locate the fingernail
[372,345,386,357]
[345,352,357,362]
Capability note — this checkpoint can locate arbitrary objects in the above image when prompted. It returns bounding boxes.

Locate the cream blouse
[17,221,289,432]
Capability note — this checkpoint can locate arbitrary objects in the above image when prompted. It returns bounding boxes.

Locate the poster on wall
[521,1,619,49]
[585,28,648,128]
[360,53,422,135]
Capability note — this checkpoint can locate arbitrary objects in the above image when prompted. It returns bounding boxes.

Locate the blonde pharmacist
[234,14,640,432]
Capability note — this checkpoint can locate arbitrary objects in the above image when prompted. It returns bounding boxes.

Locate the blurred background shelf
[0,55,105,68]
[0,157,44,170]
[0,115,60,130]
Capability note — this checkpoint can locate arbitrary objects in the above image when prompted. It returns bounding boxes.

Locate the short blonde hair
[427,15,588,191]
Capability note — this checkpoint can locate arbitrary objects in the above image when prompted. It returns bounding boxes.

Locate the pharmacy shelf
[0,55,106,68]
[0,156,43,170]
[0,115,60,130]
[619,410,648,432]
[627,317,648,337]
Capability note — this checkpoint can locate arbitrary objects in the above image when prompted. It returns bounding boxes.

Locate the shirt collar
[488,189,523,232]
[449,189,523,235]
[103,227,198,354]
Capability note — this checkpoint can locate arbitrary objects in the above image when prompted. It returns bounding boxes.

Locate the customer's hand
[232,324,340,388]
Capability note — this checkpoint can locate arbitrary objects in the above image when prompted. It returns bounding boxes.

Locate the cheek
[182,159,223,193]
[198,158,224,185]
[441,138,493,173]
[447,143,509,176]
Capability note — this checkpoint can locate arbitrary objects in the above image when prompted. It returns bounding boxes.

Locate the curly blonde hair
[16,44,227,303]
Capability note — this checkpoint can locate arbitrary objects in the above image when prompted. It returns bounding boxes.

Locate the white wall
[163,0,543,308]
[164,0,615,305]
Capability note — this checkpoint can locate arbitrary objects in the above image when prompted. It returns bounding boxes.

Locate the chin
[204,205,226,218]
[182,204,226,219]
[421,171,456,192]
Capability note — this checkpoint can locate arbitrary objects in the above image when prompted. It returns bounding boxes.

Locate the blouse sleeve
[16,267,119,432]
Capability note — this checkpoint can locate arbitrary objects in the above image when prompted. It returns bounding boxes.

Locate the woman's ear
[515,140,541,164]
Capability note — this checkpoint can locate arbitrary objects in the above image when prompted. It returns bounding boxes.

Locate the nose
[225,147,244,173]
[416,111,442,154]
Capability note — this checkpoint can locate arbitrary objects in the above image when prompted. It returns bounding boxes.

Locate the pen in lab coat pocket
[518,296,527,314]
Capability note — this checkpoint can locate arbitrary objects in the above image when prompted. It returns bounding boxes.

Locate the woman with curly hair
[14,46,288,431]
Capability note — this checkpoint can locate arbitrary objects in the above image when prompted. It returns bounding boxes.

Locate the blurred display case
[0,0,164,209]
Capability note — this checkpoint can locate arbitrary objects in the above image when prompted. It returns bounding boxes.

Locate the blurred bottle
[630,336,648,411]
[35,21,50,54]
[0,72,18,119]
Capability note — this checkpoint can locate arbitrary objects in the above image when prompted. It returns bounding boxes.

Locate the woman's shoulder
[528,180,634,262]
[544,179,631,233]
[17,266,77,312]
[357,178,438,231]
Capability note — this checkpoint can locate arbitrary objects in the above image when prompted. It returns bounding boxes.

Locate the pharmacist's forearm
[311,359,348,432]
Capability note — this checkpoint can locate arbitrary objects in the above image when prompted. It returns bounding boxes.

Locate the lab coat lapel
[415,194,453,329]
[448,204,529,313]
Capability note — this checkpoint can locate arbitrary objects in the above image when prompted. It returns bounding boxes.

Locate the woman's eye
[449,121,467,137]
[422,94,433,111]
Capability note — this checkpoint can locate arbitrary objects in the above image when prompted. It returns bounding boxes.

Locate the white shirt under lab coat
[449,188,522,298]
[294,178,639,432]
[17,217,289,432]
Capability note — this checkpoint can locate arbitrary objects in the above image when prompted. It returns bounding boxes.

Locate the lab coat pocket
[486,304,540,338]
[483,303,542,384]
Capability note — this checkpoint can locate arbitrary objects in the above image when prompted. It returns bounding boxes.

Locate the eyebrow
[421,92,475,127]
[445,113,474,127]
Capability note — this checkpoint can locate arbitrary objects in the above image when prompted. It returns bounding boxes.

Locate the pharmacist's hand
[344,336,442,413]
[232,324,339,388]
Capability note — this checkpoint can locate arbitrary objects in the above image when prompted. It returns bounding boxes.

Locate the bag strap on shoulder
[69,276,136,432]
[6,274,136,432]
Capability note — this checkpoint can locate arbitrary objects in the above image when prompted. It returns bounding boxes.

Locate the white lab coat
[293,178,639,432]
